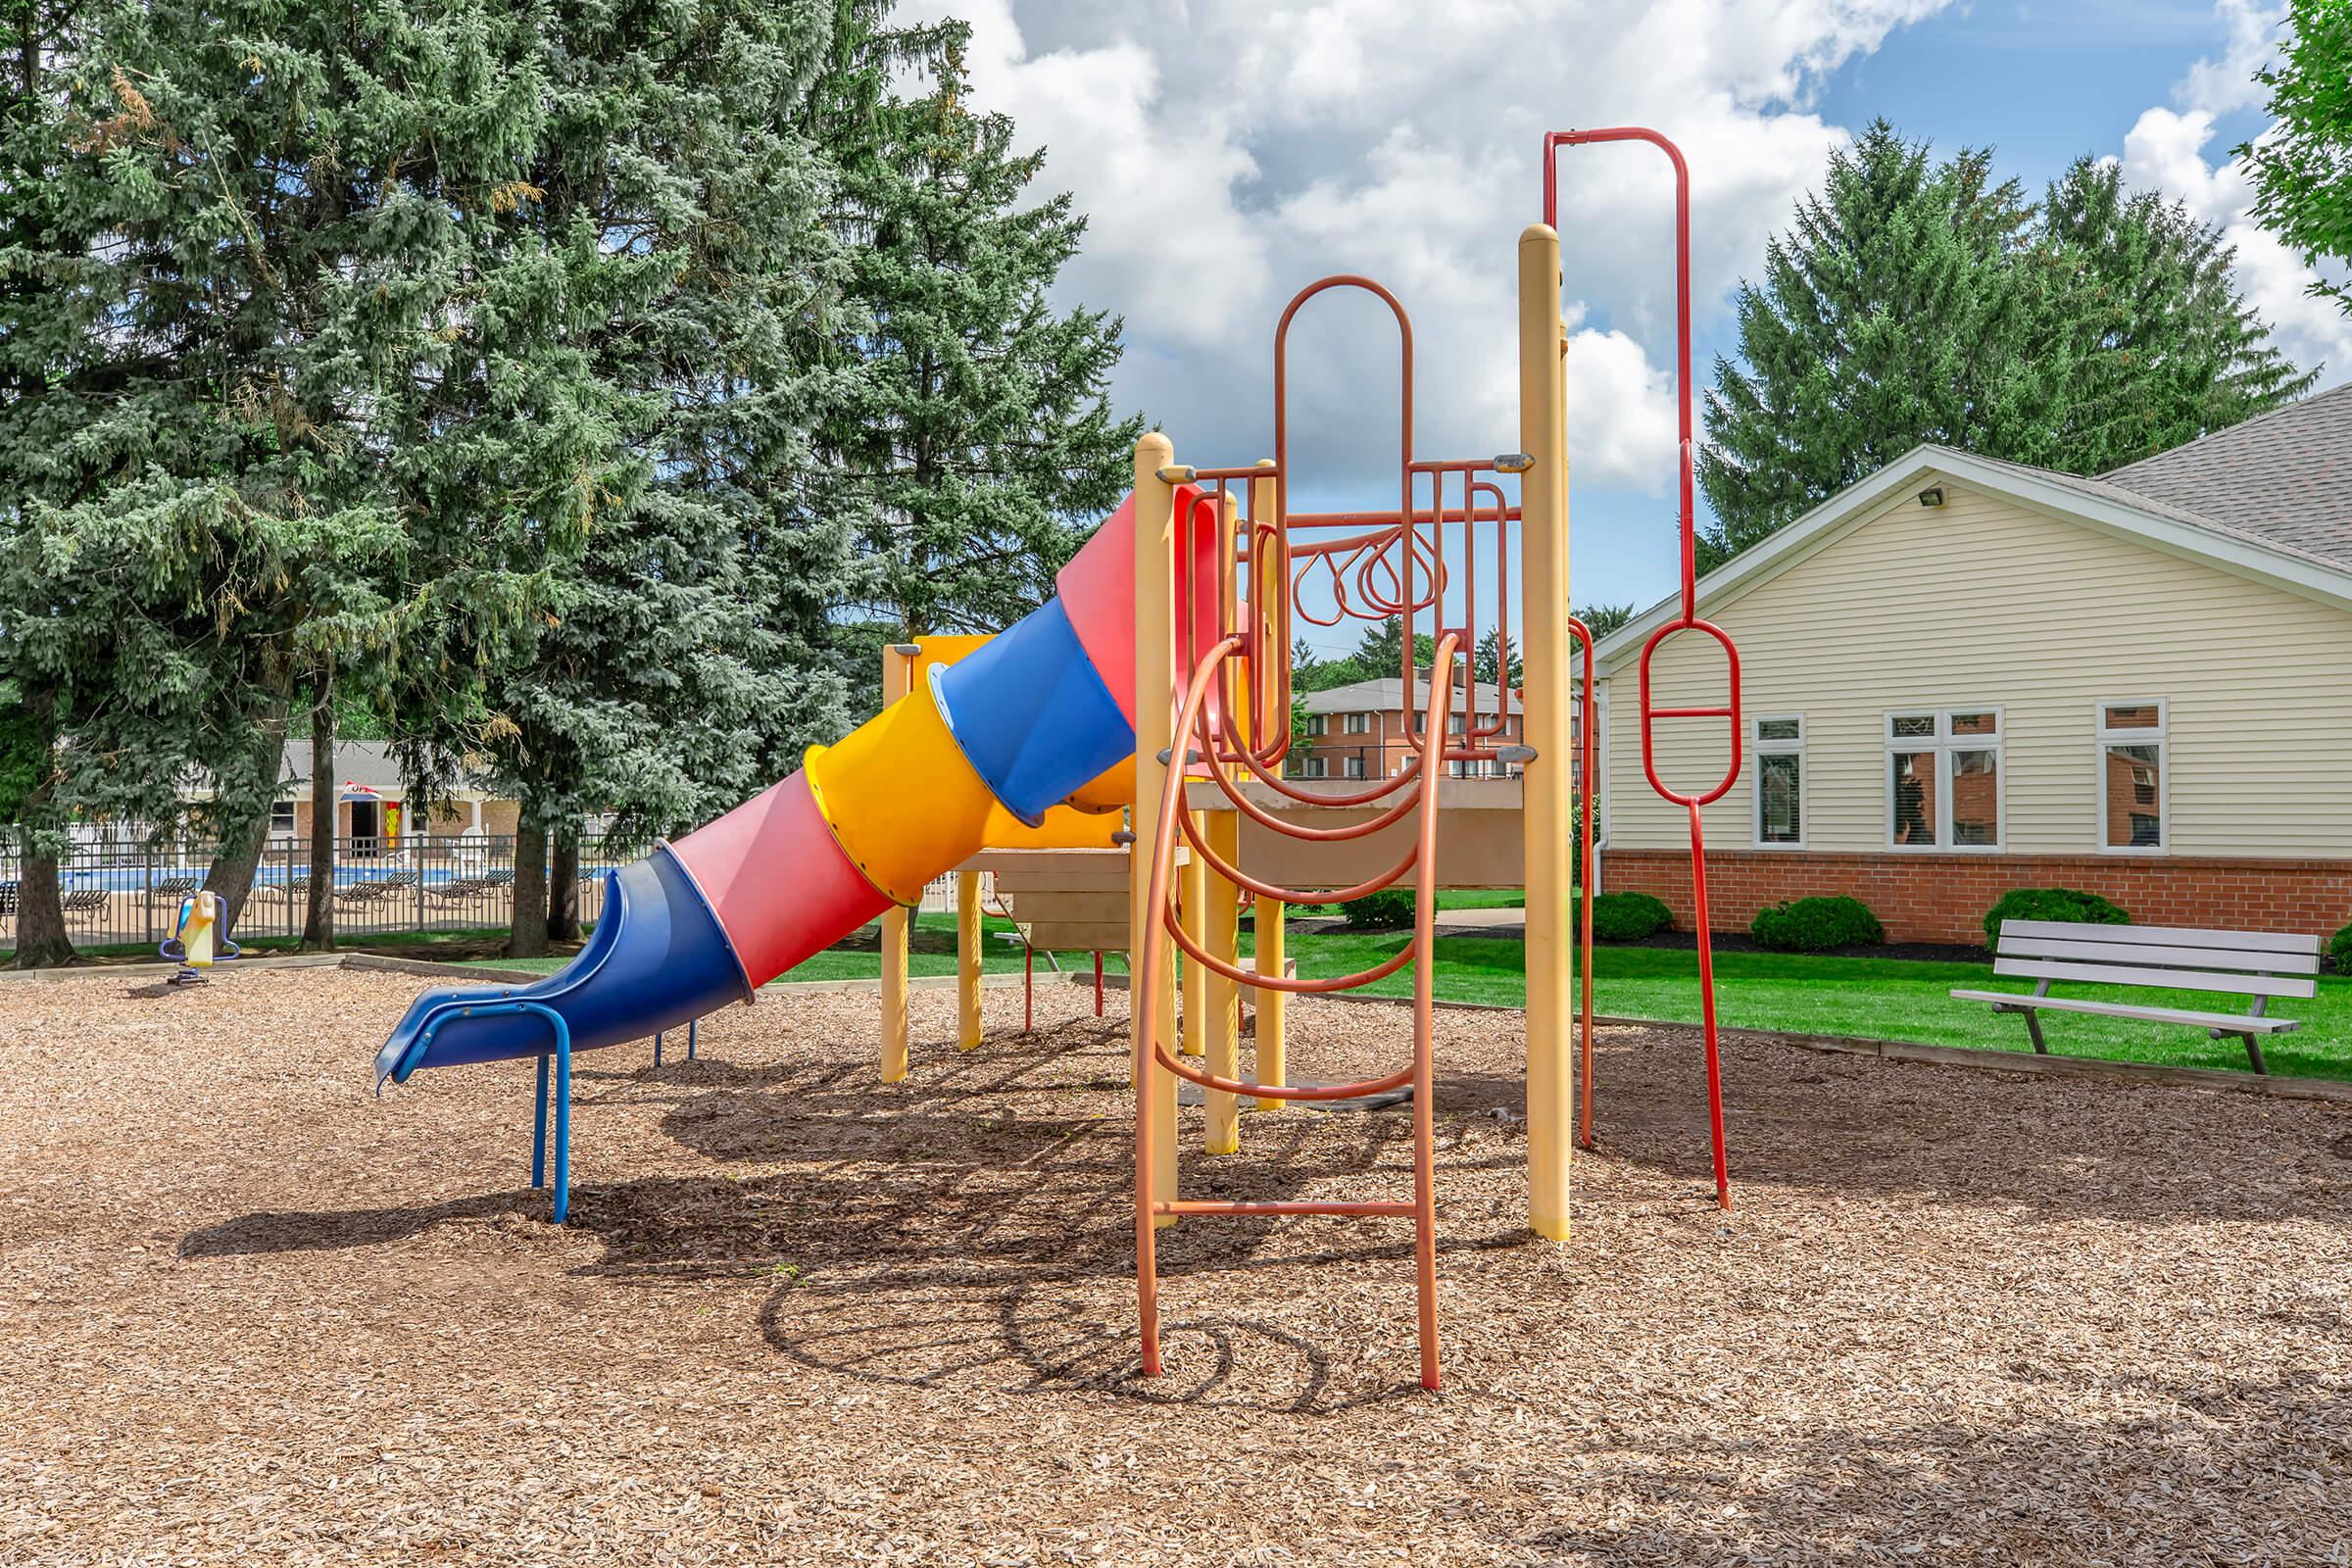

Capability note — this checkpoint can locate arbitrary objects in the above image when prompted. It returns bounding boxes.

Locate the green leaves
[2242,0,2352,315]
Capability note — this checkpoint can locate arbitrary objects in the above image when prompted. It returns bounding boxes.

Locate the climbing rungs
[1154,1199,1415,1217]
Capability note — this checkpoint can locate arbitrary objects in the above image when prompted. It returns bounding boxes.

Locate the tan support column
[879,644,916,1082]
[1132,433,1180,1226]
[1254,898,1286,1108]
[956,868,983,1051]
[1249,458,1288,1106]
[1179,843,1205,1057]
[1202,810,1242,1152]
[1519,222,1574,1242]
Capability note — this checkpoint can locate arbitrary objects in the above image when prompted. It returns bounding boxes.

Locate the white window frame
[1884,707,2004,853]
[1751,714,1805,850]
[1343,710,1370,735]
[1343,752,1366,780]
[2094,699,2168,856]
[270,799,297,838]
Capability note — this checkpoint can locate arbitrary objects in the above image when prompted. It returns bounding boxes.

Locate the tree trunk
[300,667,335,951]
[507,817,550,957]
[204,699,293,934]
[12,849,73,968]
[548,823,580,943]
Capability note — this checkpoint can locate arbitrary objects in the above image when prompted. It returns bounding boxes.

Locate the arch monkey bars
[1127,130,1739,1391]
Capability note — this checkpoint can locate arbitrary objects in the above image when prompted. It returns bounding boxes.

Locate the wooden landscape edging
[336,954,1038,996]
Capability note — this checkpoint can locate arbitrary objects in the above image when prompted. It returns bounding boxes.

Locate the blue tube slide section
[372,849,750,1090]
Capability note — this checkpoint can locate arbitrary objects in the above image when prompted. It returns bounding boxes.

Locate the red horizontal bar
[1649,706,1734,719]
[1154,1200,1415,1217]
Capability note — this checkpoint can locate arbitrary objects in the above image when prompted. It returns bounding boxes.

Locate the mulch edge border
[335,953,1037,996]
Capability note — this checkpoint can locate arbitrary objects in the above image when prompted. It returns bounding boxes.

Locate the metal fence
[0,835,629,952]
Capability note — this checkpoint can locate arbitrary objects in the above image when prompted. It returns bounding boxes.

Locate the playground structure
[370,129,1739,1393]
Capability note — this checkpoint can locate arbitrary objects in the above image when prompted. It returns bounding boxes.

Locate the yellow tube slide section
[805,686,1001,906]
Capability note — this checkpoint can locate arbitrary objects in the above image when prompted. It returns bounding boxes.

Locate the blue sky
[925,1,2349,653]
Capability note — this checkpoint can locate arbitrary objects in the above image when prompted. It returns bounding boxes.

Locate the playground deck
[4,965,2348,1563]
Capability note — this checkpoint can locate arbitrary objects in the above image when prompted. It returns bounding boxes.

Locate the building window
[1753,716,1803,847]
[2097,701,2166,852]
[1886,709,2001,850]
[1411,710,1426,734]
[270,800,296,838]
[1299,755,1328,779]
[1321,713,1337,736]
[1343,753,1366,780]
[1446,711,1465,736]
[1344,711,1370,735]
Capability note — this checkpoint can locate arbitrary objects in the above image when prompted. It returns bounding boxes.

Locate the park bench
[1952,918,2321,1074]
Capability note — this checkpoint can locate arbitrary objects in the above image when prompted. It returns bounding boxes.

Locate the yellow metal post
[956,868,984,1051]
[879,646,915,1082]
[1179,830,1206,1057]
[1519,223,1573,1241]
[1202,794,1243,1153]
[1248,459,1287,1107]
[1133,433,1180,1226]
[1254,898,1285,1108]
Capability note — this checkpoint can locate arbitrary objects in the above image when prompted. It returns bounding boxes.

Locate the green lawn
[416,909,2349,1085]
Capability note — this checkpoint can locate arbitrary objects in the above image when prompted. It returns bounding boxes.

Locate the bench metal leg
[2020,1008,2047,1054]
[2215,1028,2269,1074]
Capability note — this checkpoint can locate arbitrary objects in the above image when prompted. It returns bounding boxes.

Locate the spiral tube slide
[374,489,1215,1090]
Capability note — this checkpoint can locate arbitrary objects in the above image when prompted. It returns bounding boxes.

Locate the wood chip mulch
[3,965,2348,1565]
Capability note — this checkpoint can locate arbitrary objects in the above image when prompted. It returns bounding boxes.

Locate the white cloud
[896,0,1964,507]
[2120,3,2352,388]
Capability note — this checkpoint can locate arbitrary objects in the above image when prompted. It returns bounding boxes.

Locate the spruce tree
[820,25,1145,659]
[1699,122,2047,555]
[2243,0,2352,317]
[1700,122,2314,562]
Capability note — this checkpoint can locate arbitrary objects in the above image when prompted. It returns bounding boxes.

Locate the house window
[1446,711,1465,735]
[1343,753,1366,780]
[1753,716,1803,847]
[1411,710,1426,734]
[1344,711,1371,735]
[270,800,296,839]
[1299,755,1329,779]
[1886,709,2001,850]
[2097,701,2166,852]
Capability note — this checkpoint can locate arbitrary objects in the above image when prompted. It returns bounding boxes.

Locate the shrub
[1341,887,1416,930]
[1574,890,1673,942]
[1750,895,1885,953]
[2328,919,2352,975]
[1981,887,2131,946]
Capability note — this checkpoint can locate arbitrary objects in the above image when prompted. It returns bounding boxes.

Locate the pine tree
[2038,158,2314,470]
[820,24,1145,659]
[449,0,861,956]
[1699,122,2047,555]
[1699,122,2314,563]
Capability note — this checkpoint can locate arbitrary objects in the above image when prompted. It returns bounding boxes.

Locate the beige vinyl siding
[1605,478,2352,858]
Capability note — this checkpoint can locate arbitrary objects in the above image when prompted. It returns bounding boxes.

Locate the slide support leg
[881,906,910,1080]
[957,869,983,1051]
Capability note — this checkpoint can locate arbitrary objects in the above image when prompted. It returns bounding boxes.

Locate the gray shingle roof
[1298,676,1523,715]
[2098,383,2352,568]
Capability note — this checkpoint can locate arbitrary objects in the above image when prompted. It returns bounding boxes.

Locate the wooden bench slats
[1992,955,2318,1000]
[1996,935,2323,975]
[1949,990,2303,1034]
[1997,918,2319,956]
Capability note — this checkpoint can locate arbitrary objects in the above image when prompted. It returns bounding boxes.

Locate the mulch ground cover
[3,965,2347,1564]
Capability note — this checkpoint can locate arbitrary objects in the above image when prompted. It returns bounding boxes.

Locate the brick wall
[1600,848,2352,944]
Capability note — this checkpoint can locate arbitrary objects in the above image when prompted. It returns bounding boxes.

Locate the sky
[900,0,2352,652]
